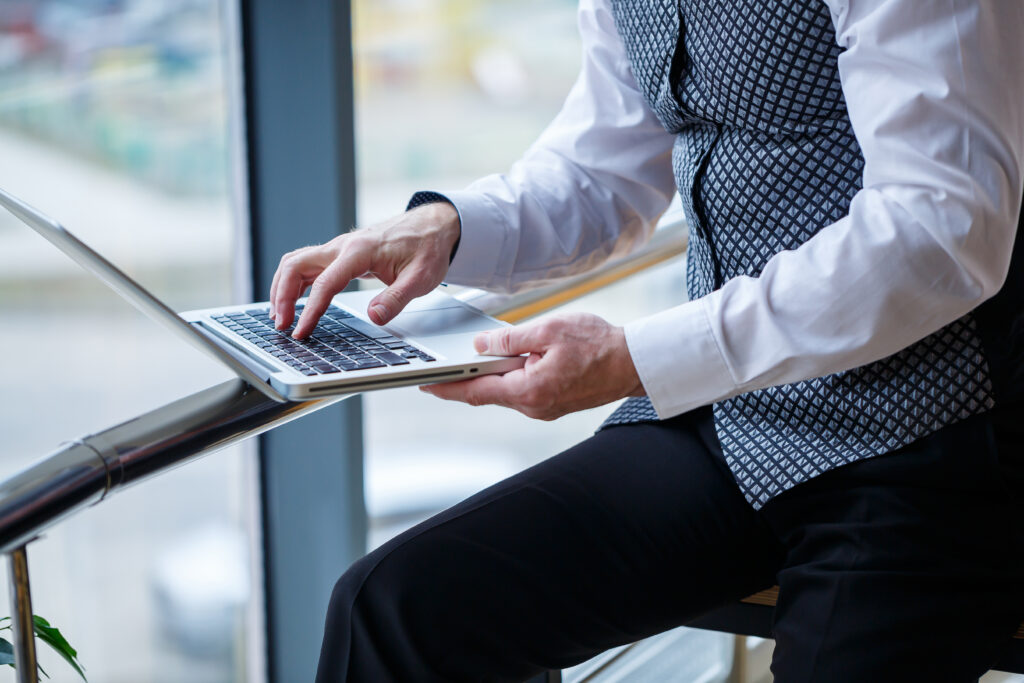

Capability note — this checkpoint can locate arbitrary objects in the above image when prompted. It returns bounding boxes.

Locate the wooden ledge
[741,587,1024,639]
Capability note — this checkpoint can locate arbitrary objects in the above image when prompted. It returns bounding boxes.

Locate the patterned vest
[601,0,1023,508]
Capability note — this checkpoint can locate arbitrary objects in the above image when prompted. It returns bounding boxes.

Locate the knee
[325,551,381,634]
[318,549,391,682]
[321,544,440,682]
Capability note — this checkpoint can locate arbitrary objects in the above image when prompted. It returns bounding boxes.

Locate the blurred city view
[353,0,581,221]
[0,1,732,682]
[0,1,247,681]
[0,0,229,196]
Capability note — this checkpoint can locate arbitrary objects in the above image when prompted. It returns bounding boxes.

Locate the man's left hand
[421,313,645,420]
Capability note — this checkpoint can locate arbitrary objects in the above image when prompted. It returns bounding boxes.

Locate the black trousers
[316,404,1024,682]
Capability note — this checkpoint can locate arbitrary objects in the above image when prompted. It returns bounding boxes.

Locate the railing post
[8,545,37,683]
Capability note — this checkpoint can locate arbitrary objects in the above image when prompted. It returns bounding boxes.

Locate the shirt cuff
[623,298,739,419]
[436,190,511,289]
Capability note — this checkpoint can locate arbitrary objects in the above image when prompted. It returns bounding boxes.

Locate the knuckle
[344,232,372,254]
[547,317,567,332]
[382,286,405,307]
[309,278,332,298]
[538,319,562,340]
[494,329,513,355]
[520,387,542,407]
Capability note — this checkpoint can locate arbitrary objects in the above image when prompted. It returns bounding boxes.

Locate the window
[0,2,257,681]
[353,3,731,680]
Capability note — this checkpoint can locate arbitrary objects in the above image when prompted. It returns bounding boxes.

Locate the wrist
[411,201,460,264]
[406,191,461,263]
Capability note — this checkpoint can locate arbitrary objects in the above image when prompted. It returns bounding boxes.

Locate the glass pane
[355,0,584,544]
[354,2,733,680]
[354,0,582,225]
[0,2,257,682]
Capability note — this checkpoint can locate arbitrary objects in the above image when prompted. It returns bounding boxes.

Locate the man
[271,0,1024,680]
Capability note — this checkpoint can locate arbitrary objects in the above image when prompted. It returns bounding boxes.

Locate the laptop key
[341,318,391,339]
[373,351,410,366]
[311,362,338,373]
[325,308,352,318]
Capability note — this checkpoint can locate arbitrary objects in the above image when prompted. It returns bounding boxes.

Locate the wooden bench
[685,587,1024,674]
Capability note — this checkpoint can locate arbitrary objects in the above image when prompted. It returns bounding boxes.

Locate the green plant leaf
[0,636,46,678]
[32,616,85,681]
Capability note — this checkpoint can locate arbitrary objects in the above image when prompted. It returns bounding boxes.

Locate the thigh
[318,407,784,682]
[764,406,1024,683]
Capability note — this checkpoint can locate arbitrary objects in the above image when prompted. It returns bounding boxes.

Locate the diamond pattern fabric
[603,0,995,508]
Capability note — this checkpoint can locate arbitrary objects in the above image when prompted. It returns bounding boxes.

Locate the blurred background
[0,1,661,680]
[3,1,1011,683]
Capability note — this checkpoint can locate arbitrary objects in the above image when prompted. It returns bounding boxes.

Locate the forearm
[439,0,676,292]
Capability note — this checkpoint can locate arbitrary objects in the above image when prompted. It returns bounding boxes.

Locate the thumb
[473,325,545,356]
[368,270,426,324]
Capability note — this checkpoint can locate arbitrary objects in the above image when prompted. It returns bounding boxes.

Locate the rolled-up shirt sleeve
[442,0,677,292]
[629,0,1024,418]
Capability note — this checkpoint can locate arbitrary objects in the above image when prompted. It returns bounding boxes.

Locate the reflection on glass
[0,2,253,682]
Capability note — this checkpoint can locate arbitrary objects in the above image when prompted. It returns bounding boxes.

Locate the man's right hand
[269,201,460,339]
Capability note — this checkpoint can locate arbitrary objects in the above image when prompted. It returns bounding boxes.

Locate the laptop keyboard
[211,304,436,376]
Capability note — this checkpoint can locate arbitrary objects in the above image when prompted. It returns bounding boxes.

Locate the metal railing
[0,217,687,682]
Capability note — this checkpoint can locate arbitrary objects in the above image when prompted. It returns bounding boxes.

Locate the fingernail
[473,334,489,354]
[370,304,387,322]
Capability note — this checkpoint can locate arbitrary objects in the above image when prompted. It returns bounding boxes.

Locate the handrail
[0,215,687,554]
[0,214,686,681]
[0,381,350,554]
[461,212,688,324]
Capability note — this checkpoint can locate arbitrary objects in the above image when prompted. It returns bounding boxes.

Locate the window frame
[239,1,366,681]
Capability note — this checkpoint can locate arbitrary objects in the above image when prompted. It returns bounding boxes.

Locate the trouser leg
[765,404,1024,683]
[315,407,784,682]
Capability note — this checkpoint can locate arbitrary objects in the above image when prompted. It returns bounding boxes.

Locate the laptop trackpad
[388,306,502,338]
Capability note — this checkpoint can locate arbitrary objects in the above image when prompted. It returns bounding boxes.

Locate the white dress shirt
[441,0,1024,420]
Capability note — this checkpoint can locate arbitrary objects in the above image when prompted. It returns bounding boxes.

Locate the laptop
[0,187,525,403]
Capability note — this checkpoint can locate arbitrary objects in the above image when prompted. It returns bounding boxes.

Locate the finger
[272,251,324,330]
[367,268,431,324]
[273,270,311,330]
[293,255,368,338]
[269,271,279,319]
[269,255,288,319]
[472,323,551,357]
[420,372,527,407]
[269,254,291,320]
